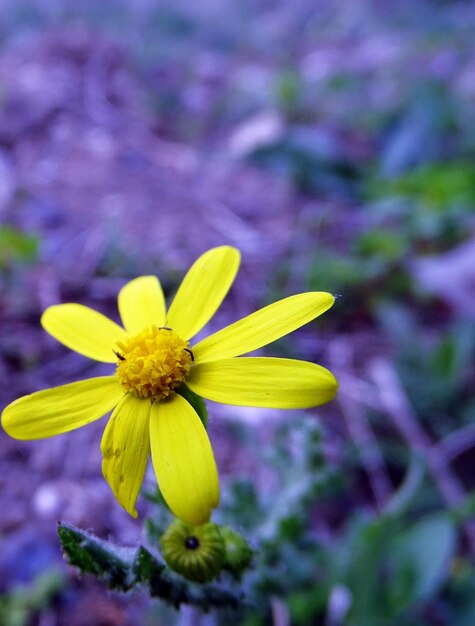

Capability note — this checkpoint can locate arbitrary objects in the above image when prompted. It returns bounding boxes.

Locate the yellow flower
[1,246,337,525]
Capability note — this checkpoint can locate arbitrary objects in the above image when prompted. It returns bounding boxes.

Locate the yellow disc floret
[115,326,193,400]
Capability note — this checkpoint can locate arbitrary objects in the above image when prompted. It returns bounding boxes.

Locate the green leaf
[58,522,244,610]
[133,547,186,609]
[133,546,166,582]
[393,514,456,604]
[176,384,208,427]
[57,522,135,591]
[0,226,38,268]
[133,547,242,610]
[384,453,426,517]
[0,570,64,626]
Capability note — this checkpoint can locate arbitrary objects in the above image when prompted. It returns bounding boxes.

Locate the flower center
[185,536,200,550]
[115,326,193,400]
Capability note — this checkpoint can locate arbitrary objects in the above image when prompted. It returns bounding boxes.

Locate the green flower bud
[160,519,225,583]
[220,526,253,575]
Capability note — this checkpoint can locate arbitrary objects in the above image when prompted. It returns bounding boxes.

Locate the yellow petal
[1,377,124,440]
[166,246,240,340]
[187,357,338,408]
[101,394,151,518]
[118,275,166,334]
[193,292,334,362]
[41,304,128,362]
[149,393,219,525]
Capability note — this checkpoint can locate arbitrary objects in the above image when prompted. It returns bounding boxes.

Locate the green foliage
[395,321,475,436]
[57,418,475,626]
[160,520,226,583]
[324,513,456,626]
[176,384,208,427]
[58,523,136,592]
[248,126,361,196]
[0,570,64,626]
[393,514,456,604]
[58,522,242,610]
[0,226,38,270]
[220,527,253,577]
[56,419,334,615]
[306,249,365,294]
[367,161,475,252]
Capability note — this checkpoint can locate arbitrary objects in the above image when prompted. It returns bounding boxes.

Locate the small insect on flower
[1,246,337,525]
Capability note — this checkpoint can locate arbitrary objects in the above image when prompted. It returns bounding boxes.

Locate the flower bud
[220,526,253,575]
[160,519,225,583]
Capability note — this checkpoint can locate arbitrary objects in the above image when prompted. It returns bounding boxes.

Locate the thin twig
[369,358,475,554]
[271,596,291,626]
[338,391,393,510]
[433,422,475,462]
[331,341,392,510]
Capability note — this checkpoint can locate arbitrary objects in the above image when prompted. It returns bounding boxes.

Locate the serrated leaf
[134,546,242,610]
[58,522,134,591]
[132,547,186,607]
[58,523,244,610]
[133,546,165,580]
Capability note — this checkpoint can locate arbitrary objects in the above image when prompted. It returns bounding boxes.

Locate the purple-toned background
[1,1,475,623]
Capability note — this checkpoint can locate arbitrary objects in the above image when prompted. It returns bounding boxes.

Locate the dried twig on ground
[369,358,475,553]
[330,341,392,510]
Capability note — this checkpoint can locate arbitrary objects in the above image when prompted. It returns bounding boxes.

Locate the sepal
[160,519,225,583]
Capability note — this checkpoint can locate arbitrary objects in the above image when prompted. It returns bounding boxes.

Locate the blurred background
[1,0,475,624]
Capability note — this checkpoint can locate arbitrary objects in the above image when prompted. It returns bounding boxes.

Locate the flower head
[1,246,337,524]
[220,526,253,575]
[160,519,226,583]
